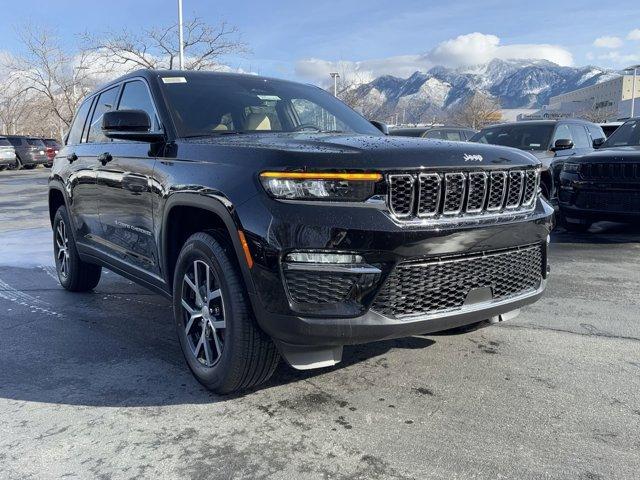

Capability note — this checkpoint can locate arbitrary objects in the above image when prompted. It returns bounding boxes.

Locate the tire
[0,166,5,171]
[53,206,102,292]
[172,232,279,394]
[13,156,23,170]
[23,164,35,170]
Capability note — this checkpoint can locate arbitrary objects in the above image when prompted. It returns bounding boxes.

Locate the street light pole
[329,72,340,97]
[178,0,185,70]
[632,67,637,118]
[624,64,640,118]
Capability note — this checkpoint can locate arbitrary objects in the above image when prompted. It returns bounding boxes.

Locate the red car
[43,138,61,167]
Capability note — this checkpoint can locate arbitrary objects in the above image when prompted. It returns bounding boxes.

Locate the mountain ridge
[349,59,618,122]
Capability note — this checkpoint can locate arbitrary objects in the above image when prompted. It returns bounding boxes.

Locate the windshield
[470,124,554,151]
[26,138,45,147]
[602,119,640,148]
[160,74,381,138]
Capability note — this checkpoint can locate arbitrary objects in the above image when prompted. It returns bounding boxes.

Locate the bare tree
[447,92,502,129]
[577,104,617,123]
[5,25,99,131]
[83,18,247,72]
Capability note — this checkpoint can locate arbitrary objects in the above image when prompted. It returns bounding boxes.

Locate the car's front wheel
[173,232,279,394]
[53,206,102,291]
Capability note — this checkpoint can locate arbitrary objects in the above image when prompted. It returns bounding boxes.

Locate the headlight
[260,172,381,201]
[562,163,581,174]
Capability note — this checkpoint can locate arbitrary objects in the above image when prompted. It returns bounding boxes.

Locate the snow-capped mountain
[349,59,618,121]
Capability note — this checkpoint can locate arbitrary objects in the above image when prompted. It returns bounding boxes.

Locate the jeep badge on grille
[463,154,483,162]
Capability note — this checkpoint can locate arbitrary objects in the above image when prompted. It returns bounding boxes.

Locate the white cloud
[425,33,573,68]
[628,29,640,41]
[295,32,573,84]
[595,51,640,65]
[593,36,624,49]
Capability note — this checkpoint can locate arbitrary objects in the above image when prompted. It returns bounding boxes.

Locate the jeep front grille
[580,162,640,181]
[372,243,544,319]
[387,168,539,222]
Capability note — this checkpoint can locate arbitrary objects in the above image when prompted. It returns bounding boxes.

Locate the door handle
[67,153,78,163]
[122,173,150,194]
[98,152,113,166]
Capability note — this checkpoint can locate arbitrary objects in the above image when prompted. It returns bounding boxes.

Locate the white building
[545,75,640,121]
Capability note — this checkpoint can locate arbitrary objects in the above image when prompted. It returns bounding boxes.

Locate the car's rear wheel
[173,232,279,394]
[53,206,102,291]
[0,166,6,171]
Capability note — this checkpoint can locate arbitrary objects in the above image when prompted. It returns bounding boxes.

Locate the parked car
[389,127,429,137]
[49,70,553,393]
[389,126,476,141]
[599,122,623,138]
[559,118,640,231]
[5,135,49,169]
[470,120,606,206]
[0,137,17,171]
[421,126,477,141]
[43,138,61,167]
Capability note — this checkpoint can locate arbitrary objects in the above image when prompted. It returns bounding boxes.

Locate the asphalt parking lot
[0,168,638,480]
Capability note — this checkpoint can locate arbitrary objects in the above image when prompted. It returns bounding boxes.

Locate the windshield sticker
[257,95,281,101]
[162,77,187,84]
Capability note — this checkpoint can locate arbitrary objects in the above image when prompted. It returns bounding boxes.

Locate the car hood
[573,146,640,163]
[181,133,540,170]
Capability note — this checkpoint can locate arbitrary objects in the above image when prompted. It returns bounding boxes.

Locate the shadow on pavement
[0,266,436,407]
[552,221,640,245]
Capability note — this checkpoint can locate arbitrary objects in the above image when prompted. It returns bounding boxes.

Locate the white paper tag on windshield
[162,77,187,84]
[257,95,281,101]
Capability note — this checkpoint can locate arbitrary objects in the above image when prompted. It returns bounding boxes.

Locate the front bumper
[559,173,640,223]
[238,194,554,347]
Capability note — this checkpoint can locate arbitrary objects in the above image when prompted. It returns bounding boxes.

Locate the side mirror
[102,110,164,142]
[593,137,605,148]
[551,138,573,152]
[370,120,389,135]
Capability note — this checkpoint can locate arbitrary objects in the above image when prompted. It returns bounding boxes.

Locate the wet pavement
[0,168,639,479]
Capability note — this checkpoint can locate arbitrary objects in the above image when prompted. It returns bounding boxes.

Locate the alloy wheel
[55,220,70,278]
[181,260,226,367]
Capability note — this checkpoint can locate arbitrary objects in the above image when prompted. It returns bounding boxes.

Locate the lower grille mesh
[284,271,357,304]
[372,244,544,318]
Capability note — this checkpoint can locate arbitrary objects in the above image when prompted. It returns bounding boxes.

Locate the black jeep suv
[559,118,640,231]
[49,70,553,393]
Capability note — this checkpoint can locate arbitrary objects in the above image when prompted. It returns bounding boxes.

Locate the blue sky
[2,0,639,82]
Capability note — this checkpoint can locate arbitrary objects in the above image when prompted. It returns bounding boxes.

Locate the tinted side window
[443,130,463,141]
[588,125,606,143]
[117,81,160,131]
[86,86,120,143]
[423,130,442,139]
[552,124,573,145]
[7,137,22,147]
[67,99,93,145]
[569,125,591,148]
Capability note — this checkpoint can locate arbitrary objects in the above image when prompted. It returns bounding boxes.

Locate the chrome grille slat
[506,170,525,209]
[386,168,539,222]
[487,171,507,211]
[466,172,488,213]
[417,173,442,217]
[388,174,415,218]
[443,173,466,215]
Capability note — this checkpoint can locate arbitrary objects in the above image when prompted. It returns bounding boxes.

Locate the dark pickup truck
[49,70,553,393]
